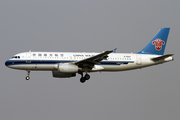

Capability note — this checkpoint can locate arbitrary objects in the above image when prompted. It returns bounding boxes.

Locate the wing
[75,50,113,68]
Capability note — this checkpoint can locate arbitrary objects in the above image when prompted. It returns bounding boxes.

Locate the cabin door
[26,53,31,63]
[136,55,142,65]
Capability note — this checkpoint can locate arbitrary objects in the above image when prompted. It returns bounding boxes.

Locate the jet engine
[52,71,76,78]
[58,63,79,73]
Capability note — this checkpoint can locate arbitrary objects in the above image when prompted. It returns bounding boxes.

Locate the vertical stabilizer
[138,28,170,55]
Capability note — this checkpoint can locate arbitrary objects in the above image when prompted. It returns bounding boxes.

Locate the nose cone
[5,60,17,69]
[5,60,9,67]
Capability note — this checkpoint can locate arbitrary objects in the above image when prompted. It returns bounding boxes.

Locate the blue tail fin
[138,28,170,55]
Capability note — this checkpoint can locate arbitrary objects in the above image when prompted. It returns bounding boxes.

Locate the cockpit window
[12,56,20,59]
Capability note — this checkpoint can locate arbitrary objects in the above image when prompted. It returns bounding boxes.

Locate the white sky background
[0,0,180,120]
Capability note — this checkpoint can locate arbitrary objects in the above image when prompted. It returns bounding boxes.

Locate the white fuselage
[5,28,173,82]
[5,52,173,72]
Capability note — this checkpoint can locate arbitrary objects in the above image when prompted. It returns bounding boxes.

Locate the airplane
[5,28,173,83]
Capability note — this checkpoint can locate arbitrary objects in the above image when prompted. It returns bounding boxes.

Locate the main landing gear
[25,71,30,80]
[80,73,90,83]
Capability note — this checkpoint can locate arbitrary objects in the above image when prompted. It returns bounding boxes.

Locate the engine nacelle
[52,71,76,78]
[58,63,78,73]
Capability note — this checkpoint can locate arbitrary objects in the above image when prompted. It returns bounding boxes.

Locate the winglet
[112,48,117,53]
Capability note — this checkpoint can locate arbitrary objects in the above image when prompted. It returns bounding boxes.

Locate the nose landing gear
[26,76,30,80]
[26,71,30,80]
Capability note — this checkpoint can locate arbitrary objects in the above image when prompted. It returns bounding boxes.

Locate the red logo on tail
[152,39,165,51]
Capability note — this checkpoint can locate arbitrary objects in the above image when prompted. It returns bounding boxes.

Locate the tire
[84,74,90,80]
[80,77,86,83]
[26,76,30,80]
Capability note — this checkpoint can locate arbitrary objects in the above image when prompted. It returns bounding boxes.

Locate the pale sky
[1,0,180,120]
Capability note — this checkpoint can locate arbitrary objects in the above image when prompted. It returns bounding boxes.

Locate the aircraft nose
[5,60,9,67]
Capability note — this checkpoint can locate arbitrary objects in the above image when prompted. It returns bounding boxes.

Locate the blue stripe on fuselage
[5,59,134,66]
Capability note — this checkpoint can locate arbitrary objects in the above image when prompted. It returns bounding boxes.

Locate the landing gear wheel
[84,74,90,80]
[80,77,86,83]
[26,70,30,80]
[26,76,30,80]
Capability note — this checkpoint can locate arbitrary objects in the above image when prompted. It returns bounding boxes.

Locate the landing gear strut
[26,71,30,80]
[80,73,90,83]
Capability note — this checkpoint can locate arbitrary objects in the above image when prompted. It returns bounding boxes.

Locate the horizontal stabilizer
[151,54,173,62]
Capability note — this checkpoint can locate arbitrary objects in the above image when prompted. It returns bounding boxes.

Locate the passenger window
[18,56,20,59]
[38,54,42,56]
[50,54,52,57]
[44,54,47,57]
[33,54,36,56]
[55,54,58,57]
